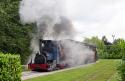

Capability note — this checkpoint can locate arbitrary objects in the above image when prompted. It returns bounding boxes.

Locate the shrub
[117,57,125,81]
[84,37,125,59]
[0,53,21,81]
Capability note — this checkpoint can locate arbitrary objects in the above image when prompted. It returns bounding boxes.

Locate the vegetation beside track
[24,59,120,81]
[0,53,21,81]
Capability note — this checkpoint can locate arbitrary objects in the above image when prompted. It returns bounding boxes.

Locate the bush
[84,37,125,59]
[117,57,125,81]
[0,53,22,81]
[99,44,125,59]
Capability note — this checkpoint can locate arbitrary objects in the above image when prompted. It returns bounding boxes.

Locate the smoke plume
[19,0,75,39]
[19,0,95,66]
[60,40,95,67]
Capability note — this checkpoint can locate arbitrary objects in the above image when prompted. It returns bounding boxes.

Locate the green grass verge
[24,59,120,81]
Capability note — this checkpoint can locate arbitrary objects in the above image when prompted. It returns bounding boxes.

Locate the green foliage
[0,0,34,64]
[101,45,123,59]
[115,39,125,56]
[117,58,125,81]
[84,36,105,49]
[107,39,125,59]
[84,36,106,58]
[0,53,21,81]
[84,36,125,59]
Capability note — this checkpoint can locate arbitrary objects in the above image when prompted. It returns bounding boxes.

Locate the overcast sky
[64,0,125,42]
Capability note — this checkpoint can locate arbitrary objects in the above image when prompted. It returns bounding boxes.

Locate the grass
[109,73,119,81]
[24,59,120,81]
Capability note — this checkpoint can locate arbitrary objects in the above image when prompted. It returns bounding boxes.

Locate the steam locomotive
[28,39,97,71]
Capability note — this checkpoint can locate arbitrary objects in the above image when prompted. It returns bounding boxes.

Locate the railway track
[22,62,96,80]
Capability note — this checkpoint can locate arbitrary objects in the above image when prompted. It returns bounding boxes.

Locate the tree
[84,36,106,58]
[84,36,105,50]
[102,36,112,45]
[0,0,34,64]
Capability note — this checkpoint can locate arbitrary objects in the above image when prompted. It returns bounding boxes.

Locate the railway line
[22,62,96,80]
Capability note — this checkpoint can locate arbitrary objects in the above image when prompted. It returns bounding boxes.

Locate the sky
[64,0,125,42]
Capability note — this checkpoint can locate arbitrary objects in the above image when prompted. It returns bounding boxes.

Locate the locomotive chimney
[39,39,43,54]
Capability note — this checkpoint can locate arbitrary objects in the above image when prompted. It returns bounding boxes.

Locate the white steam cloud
[61,40,95,67]
[19,0,75,39]
[19,0,96,66]
[19,0,64,24]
